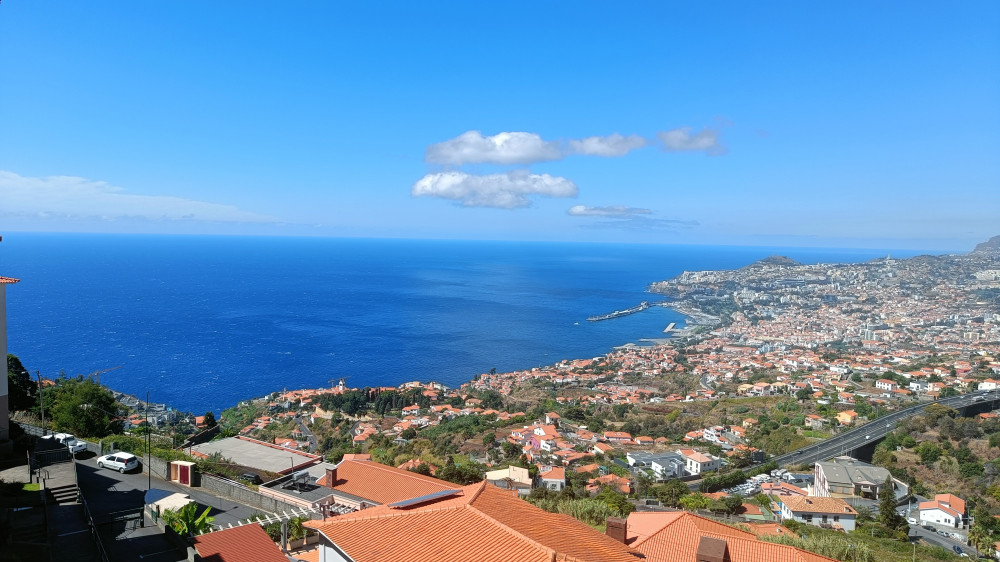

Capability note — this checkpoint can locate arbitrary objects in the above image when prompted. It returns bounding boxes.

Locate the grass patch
[801,430,833,439]
[22,483,39,492]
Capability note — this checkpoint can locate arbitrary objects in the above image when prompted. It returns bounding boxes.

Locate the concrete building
[0,272,19,444]
[779,496,857,531]
[813,456,891,498]
[677,449,721,476]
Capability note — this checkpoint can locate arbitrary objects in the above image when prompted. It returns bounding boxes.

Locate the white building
[779,496,857,531]
[677,449,721,476]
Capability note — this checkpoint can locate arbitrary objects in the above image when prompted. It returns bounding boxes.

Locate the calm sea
[1,234,929,415]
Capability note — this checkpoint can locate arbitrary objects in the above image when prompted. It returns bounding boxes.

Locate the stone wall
[200,474,307,514]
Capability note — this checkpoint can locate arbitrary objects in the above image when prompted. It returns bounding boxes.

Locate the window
[833,516,839,522]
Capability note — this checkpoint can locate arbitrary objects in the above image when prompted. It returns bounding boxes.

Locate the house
[593,442,614,456]
[677,449,721,476]
[539,466,566,491]
[813,457,892,498]
[192,522,288,562]
[835,410,858,426]
[918,494,966,528]
[312,459,459,510]
[604,431,633,443]
[761,481,808,497]
[609,510,837,562]
[544,412,561,425]
[304,481,640,562]
[779,496,857,531]
[875,379,898,392]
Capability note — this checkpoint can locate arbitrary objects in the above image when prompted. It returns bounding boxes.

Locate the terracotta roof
[626,511,836,562]
[0,276,20,284]
[316,459,458,505]
[781,496,857,515]
[193,523,287,562]
[306,481,639,562]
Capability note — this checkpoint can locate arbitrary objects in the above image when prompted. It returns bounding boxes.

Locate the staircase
[46,483,80,505]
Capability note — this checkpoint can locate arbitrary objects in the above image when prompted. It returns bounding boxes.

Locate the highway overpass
[770,388,1000,468]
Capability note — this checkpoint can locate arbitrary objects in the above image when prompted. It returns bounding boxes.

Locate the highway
[771,389,999,468]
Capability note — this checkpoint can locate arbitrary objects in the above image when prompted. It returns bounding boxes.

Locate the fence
[201,473,310,514]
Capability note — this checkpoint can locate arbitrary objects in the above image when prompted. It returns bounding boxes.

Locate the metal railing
[80,495,112,562]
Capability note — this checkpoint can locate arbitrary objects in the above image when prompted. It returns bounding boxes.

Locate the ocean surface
[1,234,931,415]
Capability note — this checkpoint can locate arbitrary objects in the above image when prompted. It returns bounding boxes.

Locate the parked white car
[41,433,87,454]
[96,452,140,473]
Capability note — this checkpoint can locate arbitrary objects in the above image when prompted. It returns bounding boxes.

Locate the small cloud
[567,134,648,157]
[581,215,699,231]
[567,205,652,218]
[0,170,278,223]
[411,170,577,208]
[425,131,562,166]
[657,127,726,155]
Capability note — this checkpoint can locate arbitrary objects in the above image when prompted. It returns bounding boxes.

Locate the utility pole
[36,371,46,435]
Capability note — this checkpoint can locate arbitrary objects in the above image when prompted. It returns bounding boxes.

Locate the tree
[436,461,485,485]
[47,378,125,437]
[163,501,215,537]
[795,387,812,402]
[722,494,745,515]
[653,479,690,507]
[679,492,710,511]
[877,475,903,530]
[203,411,217,428]
[7,354,36,411]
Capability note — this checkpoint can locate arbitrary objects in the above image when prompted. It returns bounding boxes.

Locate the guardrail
[80,495,112,562]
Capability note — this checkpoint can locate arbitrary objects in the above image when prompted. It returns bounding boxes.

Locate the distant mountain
[972,235,1000,254]
[745,255,801,267]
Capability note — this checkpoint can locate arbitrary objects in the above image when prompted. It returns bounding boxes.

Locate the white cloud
[657,127,726,155]
[411,170,577,208]
[0,170,278,223]
[567,205,652,217]
[425,131,562,166]
[567,134,647,157]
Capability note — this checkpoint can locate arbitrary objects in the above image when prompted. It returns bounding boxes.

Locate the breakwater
[587,301,652,322]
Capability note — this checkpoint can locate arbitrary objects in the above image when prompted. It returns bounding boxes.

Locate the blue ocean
[1,234,929,415]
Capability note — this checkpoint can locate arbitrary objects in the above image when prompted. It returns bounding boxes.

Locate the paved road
[76,452,263,561]
[773,390,1000,467]
[295,415,319,453]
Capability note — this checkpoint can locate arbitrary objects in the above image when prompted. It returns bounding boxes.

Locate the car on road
[96,452,140,473]
[41,432,87,454]
[952,545,963,554]
[907,517,917,525]
[936,530,950,537]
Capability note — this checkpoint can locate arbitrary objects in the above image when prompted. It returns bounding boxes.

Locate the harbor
[586,301,652,322]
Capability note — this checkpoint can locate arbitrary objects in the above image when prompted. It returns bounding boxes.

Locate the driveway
[76,452,264,561]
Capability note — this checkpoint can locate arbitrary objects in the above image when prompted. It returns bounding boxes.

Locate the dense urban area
[3,236,1000,561]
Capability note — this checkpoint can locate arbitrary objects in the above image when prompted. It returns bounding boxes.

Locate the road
[772,390,1000,468]
[295,415,319,453]
[76,452,263,561]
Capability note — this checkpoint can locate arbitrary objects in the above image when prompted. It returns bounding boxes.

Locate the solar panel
[387,489,462,508]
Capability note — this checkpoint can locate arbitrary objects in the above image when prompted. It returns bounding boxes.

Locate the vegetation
[45,377,126,437]
[162,502,215,537]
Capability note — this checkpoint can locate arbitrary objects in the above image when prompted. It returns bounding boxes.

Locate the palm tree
[163,501,215,537]
[968,524,995,559]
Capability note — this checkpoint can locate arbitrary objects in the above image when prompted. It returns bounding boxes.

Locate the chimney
[696,536,728,562]
[605,517,628,544]
[326,466,337,487]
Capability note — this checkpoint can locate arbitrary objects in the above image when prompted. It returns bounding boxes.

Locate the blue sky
[0,2,997,250]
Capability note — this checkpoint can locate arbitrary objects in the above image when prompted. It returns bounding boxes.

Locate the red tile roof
[316,459,457,505]
[193,523,287,562]
[0,276,20,284]
[306,481,639,562]
[626,511,836,562]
